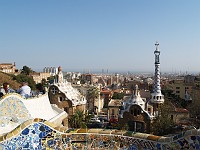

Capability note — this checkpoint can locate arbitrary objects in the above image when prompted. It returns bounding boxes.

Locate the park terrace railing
[1,118,200,149]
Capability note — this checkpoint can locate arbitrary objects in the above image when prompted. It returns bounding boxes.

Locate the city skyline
[0,1,200,73]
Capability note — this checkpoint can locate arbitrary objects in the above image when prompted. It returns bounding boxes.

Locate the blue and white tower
[150,42,164,116]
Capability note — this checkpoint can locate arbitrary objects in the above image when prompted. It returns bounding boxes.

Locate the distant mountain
[0,72,20,90]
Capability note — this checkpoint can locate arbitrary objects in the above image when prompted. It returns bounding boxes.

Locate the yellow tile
[0,136,4,142]
[12,128,19,136]
[44,121,56,128]
[6,132,14,140]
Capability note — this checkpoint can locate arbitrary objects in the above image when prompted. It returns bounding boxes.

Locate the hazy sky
[0,1,200,73]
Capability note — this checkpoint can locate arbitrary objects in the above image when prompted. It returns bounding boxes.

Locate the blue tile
[22,128,29,135]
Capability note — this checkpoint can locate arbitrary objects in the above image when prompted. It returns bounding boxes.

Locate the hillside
[0,72,20,90]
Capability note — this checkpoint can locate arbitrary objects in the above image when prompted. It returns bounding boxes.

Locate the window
[112,109,114,115]
[176,87,180,89]
[51,87,58,95]
[176,91,180,93]
[137,110,140,115]
[171,115,173,120]
[131,110,133,115]
[134,109,137,116]
[58,96,63,102]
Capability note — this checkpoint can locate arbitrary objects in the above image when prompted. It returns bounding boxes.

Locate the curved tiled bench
[1,118,200,149]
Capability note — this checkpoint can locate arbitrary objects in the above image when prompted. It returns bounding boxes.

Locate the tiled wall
[0,94,31,128]
[1,118,200,149]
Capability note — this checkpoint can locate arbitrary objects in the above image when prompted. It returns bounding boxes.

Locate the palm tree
[69,110,86,128]
[69,110,95,129]
[86,86,100,114]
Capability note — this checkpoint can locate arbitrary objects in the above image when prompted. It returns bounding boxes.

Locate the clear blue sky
[0,0,200,73]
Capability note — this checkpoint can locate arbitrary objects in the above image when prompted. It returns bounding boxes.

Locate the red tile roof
[175,108,189,113]
[101,90,112,94]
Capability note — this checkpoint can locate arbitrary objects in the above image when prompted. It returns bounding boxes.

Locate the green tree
[36,78,48,93]
[47,76,56,84]
[41,78,48,87]
[187,103,200,127]
[14,74,36,90]
[21,66,33,75]
[86,86,100,113]
[117,122,129,130]
[112,92,124,99]
[36,83,43,91]
[151,103,175,136]
[69,110,86,128]
[187,103,200,118]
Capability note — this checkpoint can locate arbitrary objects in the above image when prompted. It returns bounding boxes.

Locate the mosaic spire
[150,42,164,104]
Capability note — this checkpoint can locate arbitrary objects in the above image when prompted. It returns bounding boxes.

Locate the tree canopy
[87,86,99,100]
[21,66,33,75]
[14,74,36,90]
[151,103,175,136]
[112,92,124,99]
[47,76,56,84]
[86,86,100,113]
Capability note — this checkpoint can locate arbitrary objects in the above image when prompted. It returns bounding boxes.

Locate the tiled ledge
[1,117,200,145]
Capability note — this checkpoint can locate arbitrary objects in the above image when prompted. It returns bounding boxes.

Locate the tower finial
[155,41,159,46]
[155,42,159,51]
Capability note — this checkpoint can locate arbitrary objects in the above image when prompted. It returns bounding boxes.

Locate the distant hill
[0,72,20,90]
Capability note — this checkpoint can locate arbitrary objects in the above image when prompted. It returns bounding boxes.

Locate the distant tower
[57,66,64,83]
[150,42,164,116]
